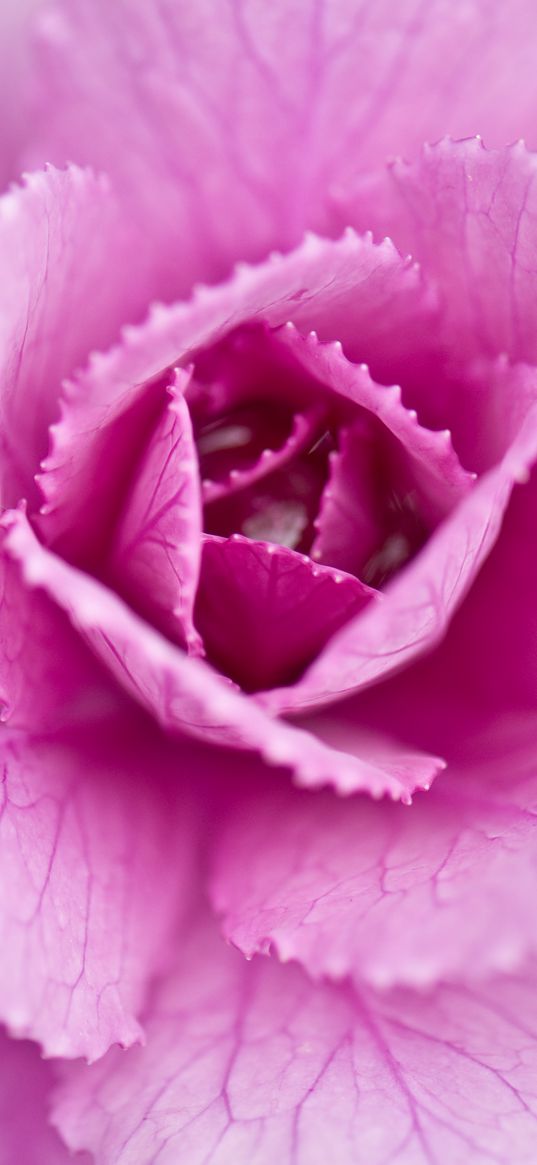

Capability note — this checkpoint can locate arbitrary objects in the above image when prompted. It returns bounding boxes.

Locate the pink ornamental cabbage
[2,2,537,1163]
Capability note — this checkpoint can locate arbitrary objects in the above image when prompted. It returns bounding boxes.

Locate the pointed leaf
[109,368,203,653]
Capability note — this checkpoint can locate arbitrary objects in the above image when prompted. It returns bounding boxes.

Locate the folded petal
[51,915,537,1165]
[108,368,203,654]
[0,523,121,733]
[0,720,196,1060]
[195,535,375,691]
[36,229,437,562]
[211,726,537,987]
[2,509,442,801]
[28,0,537,292]
[312,418,381,575]
[0,1029,83,1164]
[0,165,154,508]
[259,401,537,713]
[276,321,475,521]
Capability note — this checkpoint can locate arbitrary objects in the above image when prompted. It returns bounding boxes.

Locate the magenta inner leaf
[84,320,471,693]
[195,535,376,692]
[183,322,449,689]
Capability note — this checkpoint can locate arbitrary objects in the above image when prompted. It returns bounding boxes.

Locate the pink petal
[335,144,537,470]
[404,356,537,479]
[0,720,196,1060]
[466,358,537,473]
[385,140,537,366]
[195,535,375,691]
[0,1029,86,1165]
[108,368,203,654]
[451,474,537,708]
[211,733,537,987]
[51,914,537,1165]
[0,165,153,509]
[312,418,382,576]
[385,458,537,719]
[350,451,537,750]
[2,509,442,801]
[258,402,537,713]
[37,229,436,561]
[276,322,475,521]
[28,1,537,293]
[0,523,122,733]
[339,142,537,413]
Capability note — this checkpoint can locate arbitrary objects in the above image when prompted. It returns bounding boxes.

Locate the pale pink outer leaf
[27,0,537,294]
[386,140,537,366]
[258,403,537,713]
[51,915,537,1165]
[37,229,437,561]
[210,735,537,987]
[402,356,537,479]
[0,527,123,732]
[1,509,443,801]
[0,722,196,1060]
[0,1028,89,1165]
[0,165,153,509]
[340,141,537,376]
[109,368,203,654]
